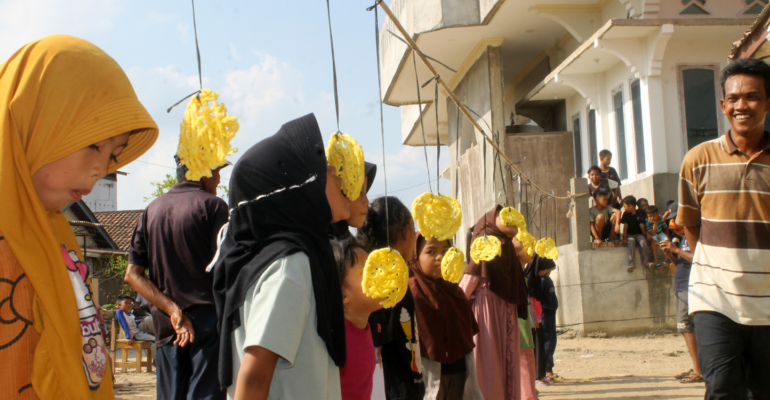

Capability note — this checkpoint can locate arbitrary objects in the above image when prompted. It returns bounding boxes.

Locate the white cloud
[228,43,241,61]
[0,0,122,60]
[176,23,189,43]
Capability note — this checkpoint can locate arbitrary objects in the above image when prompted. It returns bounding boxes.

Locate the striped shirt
[677,131,770,326]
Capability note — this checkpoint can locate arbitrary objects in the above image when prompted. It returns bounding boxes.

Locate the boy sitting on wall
[645,206,670,268]
[589,189,618,245]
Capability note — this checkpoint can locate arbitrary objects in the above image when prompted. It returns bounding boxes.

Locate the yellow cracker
[362,248,409,309]
[515,227,537,257]
[327,133,365,201]
[441,247,465,283]
[536,237,559,260]
[500,206,526,229]
[470,236,502,263]
[177,89,239,181]
[412,193,462,241]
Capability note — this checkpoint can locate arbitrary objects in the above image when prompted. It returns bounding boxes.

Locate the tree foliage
[144,173,229,203]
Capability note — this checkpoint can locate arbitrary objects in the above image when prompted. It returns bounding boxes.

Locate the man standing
[125,155,229,400]
[677,58,770,399]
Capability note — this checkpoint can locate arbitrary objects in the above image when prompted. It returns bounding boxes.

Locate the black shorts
[676,290,694,333]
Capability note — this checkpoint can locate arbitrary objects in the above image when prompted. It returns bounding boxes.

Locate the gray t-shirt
[227,252,342,400]
[589,205,615,223]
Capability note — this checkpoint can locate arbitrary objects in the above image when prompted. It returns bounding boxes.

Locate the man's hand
[127,339,135,345]
[660,240,674,256]
[171,309,195,347]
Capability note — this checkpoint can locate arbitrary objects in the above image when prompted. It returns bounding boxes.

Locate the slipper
[680,373,703,383]
[674,369,693,379]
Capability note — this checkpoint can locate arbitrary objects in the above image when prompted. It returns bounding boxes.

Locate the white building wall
[81,175,118,212]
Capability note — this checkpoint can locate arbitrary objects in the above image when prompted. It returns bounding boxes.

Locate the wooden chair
[110,318,154,373]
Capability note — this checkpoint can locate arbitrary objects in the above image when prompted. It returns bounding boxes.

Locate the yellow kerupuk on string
[536,237,559,260]
[362,248,409,308]
[412,193,462,241]
[177,89,239,181]
[327,133,365,201]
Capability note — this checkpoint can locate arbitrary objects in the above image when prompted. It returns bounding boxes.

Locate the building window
[680,67,720,150]
[572,113,583,176]
[612,88,629,181]
[745,0,768,14]
[588,108,599,168]
[681,0,709,14]
[630,80,646,175]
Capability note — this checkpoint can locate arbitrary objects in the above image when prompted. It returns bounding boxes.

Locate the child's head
[33,132,131,211]
[593,188,610,207]
[587,166,602,185]
[537,257,557,277]
[599,149,612,167]
[666,200,675,210]
[117,295,133,312]
[416,235,452,279]
[637,198,649,211]
[622,195,637,213]
[494,207,519,238]
[647,205,660,221]
[326,165,352,223]
[357,196,418,261]
[346,176,370,229]
[332,238,381,314]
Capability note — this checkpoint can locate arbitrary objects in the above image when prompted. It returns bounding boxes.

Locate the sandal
[680,373,703,383]
[674,369,693,379]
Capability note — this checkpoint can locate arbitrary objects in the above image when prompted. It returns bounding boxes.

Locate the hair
[599,149,612,159]
[330,237,360,286]
[637,198,649,206]
[117,294,133,303]
[587,165,602,175]
[646,205,659,214]
[666,200,675,208]
[721,58,770,98]
[356,196,412,252]
[622,195,637,206]
[593,188,610,199]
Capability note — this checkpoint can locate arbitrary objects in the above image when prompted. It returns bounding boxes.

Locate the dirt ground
[113,331,705,399]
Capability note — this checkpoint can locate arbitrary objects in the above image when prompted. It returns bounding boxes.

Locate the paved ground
[113,331,706,399]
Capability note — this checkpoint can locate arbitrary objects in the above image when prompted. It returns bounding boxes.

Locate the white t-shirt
[227,252,342,400]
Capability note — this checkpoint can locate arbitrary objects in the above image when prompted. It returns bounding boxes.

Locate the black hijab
[524,255,556,302]
[212,113,346,390]
[329,162,377,239]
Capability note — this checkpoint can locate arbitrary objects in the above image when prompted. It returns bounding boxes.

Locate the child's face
[596,194,609,207]
[538,268,555,277]
[588,169,602,185]
[495,213,519,238]
[118,299,133,312]
[649,212,660,222]
[600,155,611,167]
[32,132,130,211]
[622,203,636,213]
[418,237,450,279]
[342,248,382,313]
[638,201,649,211]
[325,165,352,223]
[346,177,369,229]
[396,218,419,261]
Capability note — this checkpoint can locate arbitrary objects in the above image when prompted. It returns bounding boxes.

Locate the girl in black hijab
[211,114,351,399]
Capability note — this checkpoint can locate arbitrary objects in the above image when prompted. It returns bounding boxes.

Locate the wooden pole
[376,1,578,200]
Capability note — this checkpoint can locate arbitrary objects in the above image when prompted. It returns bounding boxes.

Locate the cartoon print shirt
[369,288,424,400]
[62,245,107,390]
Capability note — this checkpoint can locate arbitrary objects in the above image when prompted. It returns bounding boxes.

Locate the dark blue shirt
[601,166,621,186]
[540,276,558,311]
[674,238,692,292]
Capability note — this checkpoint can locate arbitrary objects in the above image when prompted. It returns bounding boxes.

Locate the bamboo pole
[376,1,580,200]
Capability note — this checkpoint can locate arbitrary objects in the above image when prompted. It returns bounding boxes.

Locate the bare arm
[684,226,700,253]
[673,245,694,263]
[590,222,601,243]
[233,346,279,400]
[125,264,195,347]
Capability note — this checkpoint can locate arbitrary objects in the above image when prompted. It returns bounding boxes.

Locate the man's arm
[684,226,700,254]
[621,223,628,240]
[125,264,195,347]
[233,346,279,400]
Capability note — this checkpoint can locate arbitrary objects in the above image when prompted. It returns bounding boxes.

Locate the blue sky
[0,0,448,210]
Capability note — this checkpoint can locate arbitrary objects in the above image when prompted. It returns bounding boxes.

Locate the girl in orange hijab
[0,35,158,399]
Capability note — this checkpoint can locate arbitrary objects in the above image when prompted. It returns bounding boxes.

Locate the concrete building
[379,0,758,335]
[81,171,126,212]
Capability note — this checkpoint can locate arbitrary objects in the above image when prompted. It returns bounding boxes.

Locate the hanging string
[368,1,389,247]
[435,80,441,195]
[166,0,204,113]
[326,0,341,132]
[454,103,461,199]
[482,132,487,240]
[412,53,433,193]
[494,131,509,207]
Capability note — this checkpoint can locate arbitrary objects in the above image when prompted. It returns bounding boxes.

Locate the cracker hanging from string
[470,236,502,263]
[327,133,365,201]
[500,206,526,228]
[441,247,465,284]
[515,227,537,257]
[177,89,239,181]
[536,237,559,260]
[362,248,409,309]
[412,193,462,241]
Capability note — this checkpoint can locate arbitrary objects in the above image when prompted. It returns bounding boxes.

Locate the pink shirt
[339,320,375,400]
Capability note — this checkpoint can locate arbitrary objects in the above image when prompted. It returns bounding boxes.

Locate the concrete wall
[658,0,760,19]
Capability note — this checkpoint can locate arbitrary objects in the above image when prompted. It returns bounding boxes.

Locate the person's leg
[650,239,660,263]
[635,234,651,265]
[675,290,700,377]
[156,344,188,400]
[611,209,621,235]
[543,313,557,374]
[138,316,155,336]
[187,308,226,400]
[626,236,637,270]
[534,328,546,380]
[594,214,606,240]
[695,312,747,400]
[519,349,538,400]
[745,324,770,399]
[437,373,466,400]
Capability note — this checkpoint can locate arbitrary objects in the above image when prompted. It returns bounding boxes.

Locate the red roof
[94,210,143,251]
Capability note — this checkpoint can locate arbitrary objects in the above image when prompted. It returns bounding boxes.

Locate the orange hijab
[0,35,158,399]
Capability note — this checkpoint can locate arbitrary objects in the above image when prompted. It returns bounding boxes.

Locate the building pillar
[641,76,668,173]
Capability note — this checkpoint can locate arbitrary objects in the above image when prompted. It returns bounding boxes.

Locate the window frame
[676,64,724,156]
[571,111,584,177]
[587,106,599,169]
[629,77,647,178]
[611,84,630,182]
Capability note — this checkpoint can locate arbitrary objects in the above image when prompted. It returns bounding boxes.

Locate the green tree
[105,256,133,295]
[218,185,229,201]
[144,174,178,202]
